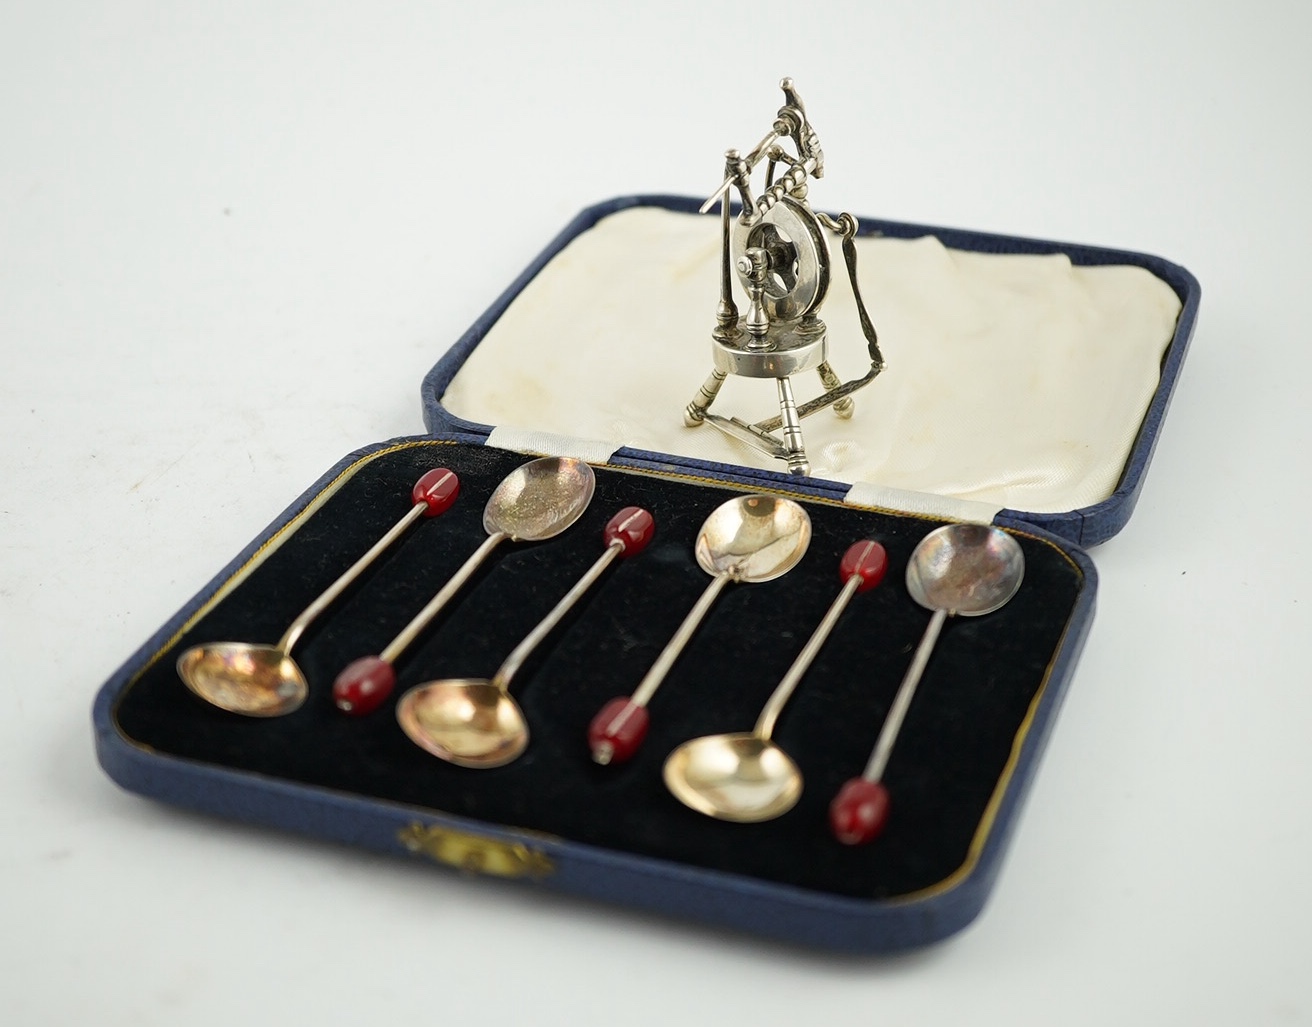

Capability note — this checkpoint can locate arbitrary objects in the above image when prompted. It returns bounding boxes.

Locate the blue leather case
[93,196,1198,951]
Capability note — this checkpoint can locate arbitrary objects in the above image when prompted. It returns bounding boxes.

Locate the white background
[3,2,1309,1024]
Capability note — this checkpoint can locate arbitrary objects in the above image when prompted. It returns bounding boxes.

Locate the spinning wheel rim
[732,196,830,322]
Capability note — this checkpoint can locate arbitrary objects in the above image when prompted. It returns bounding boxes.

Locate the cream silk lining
[441,207,1182,514]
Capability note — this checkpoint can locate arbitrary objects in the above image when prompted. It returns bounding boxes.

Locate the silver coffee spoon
[332,456,596,716]
[829,522,1024,845]
[587,494,811,765]
[396,506,654,767]
[664,539,889,822]
[176,467,460,717]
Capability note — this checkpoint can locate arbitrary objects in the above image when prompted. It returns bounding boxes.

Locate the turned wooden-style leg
[818,361,855,418]
[684,369,728,427]
[775,376,809,476]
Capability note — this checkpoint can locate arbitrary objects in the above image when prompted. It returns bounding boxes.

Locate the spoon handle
[492,542,624,691]
[275,468,459,655]
[862,607,948,783]
[754,539,889,739]
[277,504,427,654]
[753,573,863,740]
[630,573,731,708]
[380,532,507,664]
[490,506,656,692]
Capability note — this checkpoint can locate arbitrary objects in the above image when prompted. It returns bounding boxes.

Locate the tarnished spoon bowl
[907,523,1024,616]
[396,679,527,768]
[484,456,596,541]
[178,643,308,717]
[663,733,803,823]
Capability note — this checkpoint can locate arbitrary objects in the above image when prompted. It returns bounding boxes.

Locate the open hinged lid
[423,195,1199,546]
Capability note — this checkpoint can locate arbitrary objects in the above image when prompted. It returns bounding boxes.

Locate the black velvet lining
[113,441,1083,900]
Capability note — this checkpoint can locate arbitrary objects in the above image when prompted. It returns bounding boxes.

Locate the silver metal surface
[481,456,596,543]
[177,483,436,717]
[663,561,870,823]
[684,368,727,426]
[709,325,827,378]
[628,495,810,710]
[396,503,648,768]
[731,197,829,322]
[906,523,1026,617]
[493,540,623,691]
[861,524,1025,784]
[692,494,811,583]
[379,457,595,666]
[663,734,803,823]
[682,78,886,476]
[753,573,863,740]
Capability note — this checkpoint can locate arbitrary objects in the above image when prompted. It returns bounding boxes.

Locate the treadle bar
[702,413,790,459]
[752,358,884,434]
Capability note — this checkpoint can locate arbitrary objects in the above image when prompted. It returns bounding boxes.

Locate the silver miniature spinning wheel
[684,79,885,476]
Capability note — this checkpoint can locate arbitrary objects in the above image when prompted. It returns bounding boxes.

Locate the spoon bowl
[906,522,1024,616]
[484,456,597,541]
[694,494,812,582]
[663,733,803,822]
[178,642,308,717]
[396,679,527,768]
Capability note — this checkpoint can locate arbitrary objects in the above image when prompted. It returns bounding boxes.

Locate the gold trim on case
[398,822,555,880]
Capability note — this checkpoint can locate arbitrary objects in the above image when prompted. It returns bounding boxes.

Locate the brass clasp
[397,822,555,880]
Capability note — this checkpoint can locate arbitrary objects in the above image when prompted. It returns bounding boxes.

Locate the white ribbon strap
[486,426,621,465]
[843,481,1003,523]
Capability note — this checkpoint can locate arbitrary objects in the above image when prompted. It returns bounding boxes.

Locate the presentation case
[93,195,1200,952]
